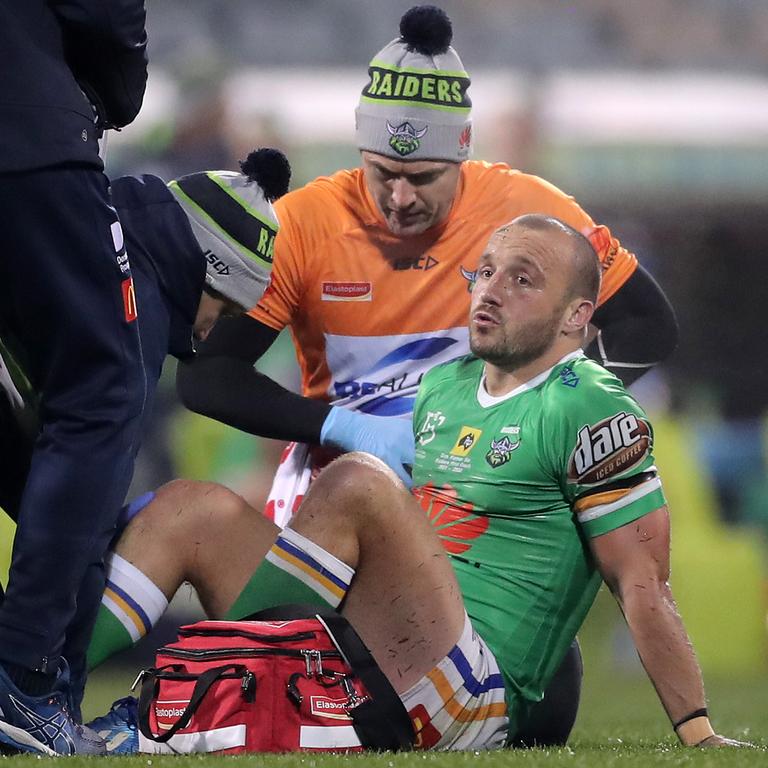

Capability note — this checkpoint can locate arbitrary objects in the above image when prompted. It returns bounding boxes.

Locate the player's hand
[696,734,755,748]
[320,407,415,487]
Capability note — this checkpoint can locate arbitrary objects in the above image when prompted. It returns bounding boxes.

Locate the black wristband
[673,708,709,730]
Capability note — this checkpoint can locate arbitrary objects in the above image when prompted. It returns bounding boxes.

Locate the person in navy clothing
[0,0,150,754]
[0,76,290,750]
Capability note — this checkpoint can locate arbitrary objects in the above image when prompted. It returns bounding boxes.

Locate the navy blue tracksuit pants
[0,165,146,675]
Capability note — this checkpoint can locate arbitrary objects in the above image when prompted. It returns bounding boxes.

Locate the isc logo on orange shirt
[321,282,372,302]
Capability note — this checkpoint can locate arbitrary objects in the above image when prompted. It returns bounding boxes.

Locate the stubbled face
[193,290,240,342]
[361,151,461,236]
[469,225,573,369]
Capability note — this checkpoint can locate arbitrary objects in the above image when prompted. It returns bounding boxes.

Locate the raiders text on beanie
[355,5,472,163]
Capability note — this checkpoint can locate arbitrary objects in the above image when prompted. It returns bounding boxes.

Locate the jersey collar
[476,350,584,408]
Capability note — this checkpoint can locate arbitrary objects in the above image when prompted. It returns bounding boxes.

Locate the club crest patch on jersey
[450,426,483,456]
[386,121,428,156]
[567,412,651,485]
[485,428,520,468]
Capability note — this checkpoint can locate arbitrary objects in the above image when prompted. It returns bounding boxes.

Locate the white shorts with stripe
[400,613,508,750]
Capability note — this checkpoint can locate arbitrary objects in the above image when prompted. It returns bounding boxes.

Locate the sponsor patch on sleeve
[567,412,651,485]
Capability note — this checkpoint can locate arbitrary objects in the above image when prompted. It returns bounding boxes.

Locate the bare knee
[319,452,402,501]
[296,452,406,528]
[116,479,262,590]
[118,479,243,553]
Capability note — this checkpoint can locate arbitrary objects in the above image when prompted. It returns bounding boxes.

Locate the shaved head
[497,215,601,304]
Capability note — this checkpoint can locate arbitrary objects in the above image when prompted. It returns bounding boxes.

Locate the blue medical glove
[320,407,414,488]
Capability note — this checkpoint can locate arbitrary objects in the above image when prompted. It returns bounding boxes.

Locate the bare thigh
[289,453,466,693]
[117,461,465,694]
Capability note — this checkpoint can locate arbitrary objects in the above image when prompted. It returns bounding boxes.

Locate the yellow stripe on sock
[104,587,149,636]
[268,545,347,601]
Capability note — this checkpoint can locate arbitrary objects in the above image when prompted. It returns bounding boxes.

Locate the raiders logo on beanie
[168,148,291,311]
[355,5,472,163]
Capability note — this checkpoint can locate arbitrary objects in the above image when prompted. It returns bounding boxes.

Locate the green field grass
[3,581,764,765]
[20,666,752,767]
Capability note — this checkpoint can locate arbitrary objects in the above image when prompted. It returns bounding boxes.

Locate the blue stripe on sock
[274,536,349,591]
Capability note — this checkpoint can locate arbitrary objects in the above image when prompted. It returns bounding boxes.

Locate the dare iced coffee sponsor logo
[310,696,353,721]
[567,412,651,485]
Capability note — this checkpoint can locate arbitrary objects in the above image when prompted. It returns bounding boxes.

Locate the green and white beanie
[355,5,472,163]
[168,148,291,310]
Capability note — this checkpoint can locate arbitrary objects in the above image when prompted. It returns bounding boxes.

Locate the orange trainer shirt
[249,160,636,418]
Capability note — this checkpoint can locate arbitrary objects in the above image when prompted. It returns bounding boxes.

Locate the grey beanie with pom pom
[168,148,291,311]
[355,5,472,163]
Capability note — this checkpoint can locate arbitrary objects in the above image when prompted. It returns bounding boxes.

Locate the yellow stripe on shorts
[427,667,508,722]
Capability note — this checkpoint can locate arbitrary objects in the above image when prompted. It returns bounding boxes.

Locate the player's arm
[557,372,745,747]
[588,507,744,747]
[51,0,148,128]
[585,264,678,386]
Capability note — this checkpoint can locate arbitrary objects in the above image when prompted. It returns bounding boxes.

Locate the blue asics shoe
[0,661,106,755]
[86,695,139,755]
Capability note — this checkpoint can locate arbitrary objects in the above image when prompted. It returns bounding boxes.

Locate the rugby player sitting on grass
[86,214,746,752]
[175,6,679,746]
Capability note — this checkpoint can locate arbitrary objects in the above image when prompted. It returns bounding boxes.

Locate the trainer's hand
[697,735,755,748]
[320,407,414,487]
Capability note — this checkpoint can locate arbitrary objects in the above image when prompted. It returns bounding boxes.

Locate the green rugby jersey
[412,351,666,732]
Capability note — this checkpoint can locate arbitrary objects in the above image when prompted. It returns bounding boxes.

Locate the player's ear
[561,297,594,335]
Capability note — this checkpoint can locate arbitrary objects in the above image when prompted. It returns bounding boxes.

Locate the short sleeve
[549,366,666,538]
